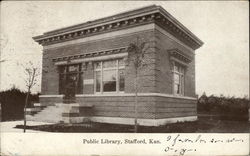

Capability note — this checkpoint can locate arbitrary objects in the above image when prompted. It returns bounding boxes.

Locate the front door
[66,73,78,95]
[64,73,78,103]
[59,64,83,103]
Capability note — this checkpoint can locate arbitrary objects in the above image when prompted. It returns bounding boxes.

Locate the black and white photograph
[0,1,249,156]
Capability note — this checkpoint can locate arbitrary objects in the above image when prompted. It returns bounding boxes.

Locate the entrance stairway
[26,105,64,123]
[26,103,94,124]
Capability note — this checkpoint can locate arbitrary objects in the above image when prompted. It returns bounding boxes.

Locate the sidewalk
[0,120,53,133]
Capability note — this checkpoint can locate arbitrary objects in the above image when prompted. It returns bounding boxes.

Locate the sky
[0,1,249,97]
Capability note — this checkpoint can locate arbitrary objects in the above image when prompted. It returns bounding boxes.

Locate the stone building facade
[27,5,203,126]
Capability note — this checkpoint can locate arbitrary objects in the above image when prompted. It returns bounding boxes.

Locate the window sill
[173,94,184,97]
[94,91,125,95]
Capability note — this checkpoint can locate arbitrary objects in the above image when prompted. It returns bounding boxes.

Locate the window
[58,64,83,94]
[172,62,185,96]
[94,59,125,93]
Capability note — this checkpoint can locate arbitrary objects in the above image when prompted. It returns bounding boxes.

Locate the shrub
[198,93,249,121]
[0,86,39,121]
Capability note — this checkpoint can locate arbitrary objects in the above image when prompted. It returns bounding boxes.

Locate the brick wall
[40,24,198,121]
[76,96,156,119]
[41,29,157,95]
[76,95,197,119]
[41,25,196,96]
[41,51,59,94]
[155,29,196,97]
[153,28,197,119]
[155,96,197,119]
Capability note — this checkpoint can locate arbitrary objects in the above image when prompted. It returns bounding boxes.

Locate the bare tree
[22,61,40,133]
[127,37,149,133]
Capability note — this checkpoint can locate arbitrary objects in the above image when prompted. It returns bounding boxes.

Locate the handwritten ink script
[164,134,245,155]
[82,134,246,155]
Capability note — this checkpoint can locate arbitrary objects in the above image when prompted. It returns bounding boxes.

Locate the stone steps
[27,106,65,123]
[26,103,93,124]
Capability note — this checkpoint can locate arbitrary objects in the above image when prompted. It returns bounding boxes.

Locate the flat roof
[34,5,203,49]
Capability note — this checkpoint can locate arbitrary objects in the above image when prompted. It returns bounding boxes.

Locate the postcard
[0,1,249,156]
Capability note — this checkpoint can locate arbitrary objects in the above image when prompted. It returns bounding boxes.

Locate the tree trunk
[134,70,138,133]
[24,89,30,133]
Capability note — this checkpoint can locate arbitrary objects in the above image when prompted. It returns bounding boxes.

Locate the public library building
[27,5,203,126]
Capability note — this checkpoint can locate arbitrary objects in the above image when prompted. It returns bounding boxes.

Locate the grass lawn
[15,117,250,133]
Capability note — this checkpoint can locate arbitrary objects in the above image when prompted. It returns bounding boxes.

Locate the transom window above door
[94,59,125,93]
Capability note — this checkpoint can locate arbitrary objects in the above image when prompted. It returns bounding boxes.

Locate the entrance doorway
[64,73,78,103]
[58,64,83,103]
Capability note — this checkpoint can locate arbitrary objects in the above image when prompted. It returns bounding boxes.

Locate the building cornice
[33,5,203,50]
